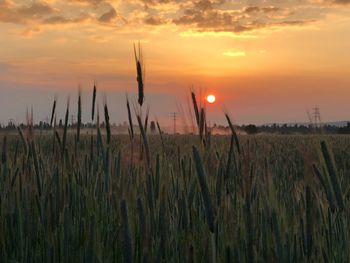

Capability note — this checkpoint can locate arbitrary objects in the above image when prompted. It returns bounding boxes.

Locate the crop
[1,86,350,263]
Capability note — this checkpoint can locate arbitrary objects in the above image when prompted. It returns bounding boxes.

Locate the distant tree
[338,123,350,134]
[245,124,258,135]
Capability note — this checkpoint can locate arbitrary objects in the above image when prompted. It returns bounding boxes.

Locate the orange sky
[0,0,350,125]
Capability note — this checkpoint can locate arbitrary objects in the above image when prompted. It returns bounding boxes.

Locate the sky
[0,0,350,127]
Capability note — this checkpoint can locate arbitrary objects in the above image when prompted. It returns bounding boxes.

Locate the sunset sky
[0,0,350,127]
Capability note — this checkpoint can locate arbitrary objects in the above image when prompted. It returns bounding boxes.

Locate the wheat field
[0,89,350,263]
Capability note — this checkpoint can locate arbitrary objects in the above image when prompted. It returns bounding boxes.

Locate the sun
[206,94,216,104]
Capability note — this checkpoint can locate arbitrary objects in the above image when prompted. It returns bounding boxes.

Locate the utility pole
[171,112,177,134]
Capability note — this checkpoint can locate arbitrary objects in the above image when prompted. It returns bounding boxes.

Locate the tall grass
[134,43,145,107]
[77,88,82,143]
[0,111,349,262]
[0,52,349,263]
[50,95,57,127]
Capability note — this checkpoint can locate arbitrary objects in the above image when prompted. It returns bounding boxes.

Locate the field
[0,87,349,263]
[1,125,350,262]
[1,2,349,261]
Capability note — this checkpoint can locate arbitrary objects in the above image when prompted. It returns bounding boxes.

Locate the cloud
[144,15,166,25]
[174,11,267,32]
[17,2,54,16]
[68,0,106,5]
[133,0,349,34]
[43,15,89,25]
[222,51,246,57]
[0,1,54,24]
[20,27,42,37]
[171,1,318,33]
[0,0,348,37]
[244,6,281,14]
[179,30,258,38]
[0,0,126,30]
[99,7,118,23]
[140,0,191,6]
[332,0,350,4]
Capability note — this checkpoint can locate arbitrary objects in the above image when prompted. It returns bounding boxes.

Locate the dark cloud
[141,0,189,5]
[68,0,105,5]
[0,0,347,35]
[134,0,304,33]
[0,0,93,27]
[16,2,54,16]
[172,1,313,33]
[262,7,281,13]
[244,6,281,15]
[144,16,166,25]
[43,16,89,25]
[244,7,260,13]
[99,7,117,23]
[135,0,350,34]
[277,20,312,26]
[332,0,350,4]
[0,1,54,24]
[140,0,225,6]
[194,0,216,11]
[174,14,311,33]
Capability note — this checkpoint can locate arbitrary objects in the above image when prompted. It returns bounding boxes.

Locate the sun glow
[206,94,216,104]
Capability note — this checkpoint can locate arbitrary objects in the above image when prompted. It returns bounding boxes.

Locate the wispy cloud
[222,51,246,57]
[179,30,258,38]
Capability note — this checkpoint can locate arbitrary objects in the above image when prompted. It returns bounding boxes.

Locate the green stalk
[92,83,97,122]
[134,43,144,107]
[126,96,134,140]
[77,89,82,143]
[50,96,57,127]
[192,145,215,233]
[225,114,241,154]
[121,199,133,263]
[321,141,344,210]
[137,115,150,168]
[305,185,313,259]
[62,97,70,157]
[191,91,200,127]
[104,102,111,145]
